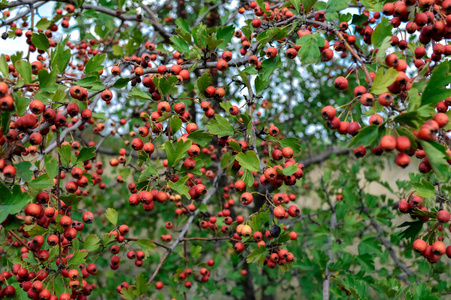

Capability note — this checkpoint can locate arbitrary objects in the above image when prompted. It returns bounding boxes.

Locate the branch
[334,30,373,86]
[193,3,220,27]
[300,148,351,168]
[140,166,224,296]
[0,2,46,27]
[125,237,170,251]
[139,2,173,41]
[182,237,239,242]
[40,96,101,156]
[2,0,173,42]
[247,75,263,173]
[321,177,336,300]
[358,189,415,277]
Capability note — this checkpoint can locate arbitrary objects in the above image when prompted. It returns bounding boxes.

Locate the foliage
[0,0,451,299]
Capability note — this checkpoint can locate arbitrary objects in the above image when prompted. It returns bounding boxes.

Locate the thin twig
[321,176,336,300]
[140,166,224,298]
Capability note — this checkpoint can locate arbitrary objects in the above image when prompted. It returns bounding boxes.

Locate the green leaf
[420,140,450,182]
[0,55,8,77]
[168,175,190,197]
[397,221,423,241]
[136,274,151,295]
[31,33,50,51]
[393,111,423,130]
[39,69,63,92]
[407,87,422,113]
[360,0,384,11]
[129,87,153,101]
[113,78,130,89]
[255,75,270,94]
[170,115,183,133]
[15,161,33,183]
[15,60,32,84]
[67,250,86,267]
[241,24,254,42]
[51,35,71,73]
[76,146,96,162]
[175,22,192,44]
[279,137,302,154]
[358,237,382,255]
[102,233,116,246]
[256,0,271,15]
[348,125,380,148]
[196,72,213,96]
[187,130,212,147]
[84,54,106,74]
[25,225,47,237]
[0,184,32,223]
[190,245,202,258]
[339,12,353,23]
[250,206,270,232]
[246,246,268,264]
[59,194,83,206]
[15,96,29,113]
[296,33,325,65]
[92,112,107,120]
[176,18,190,33]
[260,55,282,81]
[417,103,436,118]
[35,18,51,31]
[112,45,123,56]
[220,101,233,113]
[138,164,158,182]
[156,112,172,123]
[371,17,392,48]
[118,168,131,181]
[325,0,349,21]
[75,75,104,91]
[164,139,193,167]
[290,0,301,13]
[257,27,282,47]
[58,144,72,167]
[121,287,135,300]
[135,239,157,252]
[240,169,254,187]
[217,25,235,49]
[153,75,178,96]
[412,179,436,199]
[0,111,10,134]
[371,68,398,95]
[229,140,242,152]
[199,203,208,212]
[83,234,100,252]
[192,23,207,48]
[301,0,317,13]
[236,151,260,172]
[29,174,54,190]
[420,60,451,107]
[356,253,375,271]
[105,208,118,226]
[206,114,234,137]
[170,36,190,54]
[352,14,369,27]
[315,1,327,10]
[282,164,298,176]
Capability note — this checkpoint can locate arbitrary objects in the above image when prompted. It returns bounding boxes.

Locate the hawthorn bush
[1,0,451,299]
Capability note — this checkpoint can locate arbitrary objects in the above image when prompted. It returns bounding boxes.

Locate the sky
[1,2,56,58]
[3,1,421,138]
[0,1,358,139]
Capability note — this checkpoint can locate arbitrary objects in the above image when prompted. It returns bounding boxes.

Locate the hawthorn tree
[1,0,451,299]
